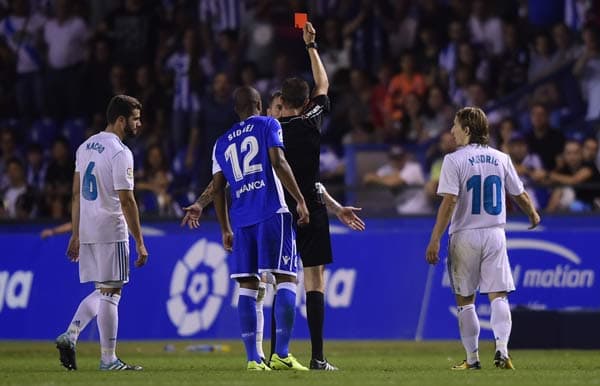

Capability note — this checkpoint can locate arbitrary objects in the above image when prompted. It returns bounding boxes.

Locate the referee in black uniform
[278,21,337,371]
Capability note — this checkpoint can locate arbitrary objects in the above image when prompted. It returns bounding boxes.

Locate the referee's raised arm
[303,22,329,97]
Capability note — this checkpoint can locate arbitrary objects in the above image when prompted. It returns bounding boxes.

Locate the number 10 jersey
[75,131,134,243]
[437,143,524,235]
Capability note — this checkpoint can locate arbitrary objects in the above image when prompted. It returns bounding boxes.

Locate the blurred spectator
[370,61,393,131]
[496,117,518,153]
[526,103,566,170]
[363,145,431,214]
[455,41,490,86]
[211,29,241,81]
[240,0,275,77]
[84,36,113,116]
[495,22,529,96]
[468,0,504,55]
[422,85,455,142]
[44,136,73,219]
[415,26,441,87]
[583,136,599,166]
[136,144,177,216]
[551,22,582,68]
[0,128,21,189]
[342,0,391,73]
[387,0,418,57]
[424,131,456,203]
[0,157,33,218]
[193,72,237,191]
[198,0,242,54]
[320,17,351,80]
[133,64,165,142]
[449,64,472,107]
[508,133,546,210]
[439,19,467,77]
[328,68,373,145]
[164,26,204,151]
[99,0,157,68]
[546,140,600,212]
[24,142,45,190]
[398,92,427,144]
[0,0,46,119]
[43,0,90,120]
[528,32,555,82]
[384,52,426,127]
[573,25,600,121]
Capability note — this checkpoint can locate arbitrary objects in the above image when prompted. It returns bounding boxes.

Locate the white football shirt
[438,144,524,235]
[75,131,134,243]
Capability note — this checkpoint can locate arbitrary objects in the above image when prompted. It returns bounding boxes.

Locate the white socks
[457,304,480,364]
[490,297,512,357]
[67,289,101,343]
[256,282,267,359]
[98,292,121,364]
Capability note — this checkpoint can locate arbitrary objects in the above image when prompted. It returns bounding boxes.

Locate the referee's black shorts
[295,206,333,267]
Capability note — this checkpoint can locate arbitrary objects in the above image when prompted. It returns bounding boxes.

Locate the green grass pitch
[1,340,599,386]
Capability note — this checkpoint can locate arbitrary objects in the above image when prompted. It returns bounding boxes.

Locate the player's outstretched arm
[321,183,365,231]
[42,222,73,239]
[212,172,233,252]
[426,194,457,265]
[181,179,216,229]
[512,191,541,229]
[303,22,329,96]
[268,147,309,225]
[66,173,80,262]
[118,190,148,268]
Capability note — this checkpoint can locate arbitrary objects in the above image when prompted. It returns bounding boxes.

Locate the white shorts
[79,241,130,286]
[447,227,515,296]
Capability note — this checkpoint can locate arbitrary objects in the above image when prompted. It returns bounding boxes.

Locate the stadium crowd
[1,0,600,220]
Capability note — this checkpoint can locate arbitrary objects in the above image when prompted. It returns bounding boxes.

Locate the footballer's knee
[455,294,475,306]
[487,291,508,302]
[273,273,296,284]
[99,288,121,296]
[303,265,325,293]
[237,276,260,290]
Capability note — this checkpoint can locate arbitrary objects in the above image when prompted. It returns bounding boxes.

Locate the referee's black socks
[306,291,325,360]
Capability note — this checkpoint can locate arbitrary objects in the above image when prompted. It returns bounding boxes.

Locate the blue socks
[238,288,261,362]
[274,282,297,357]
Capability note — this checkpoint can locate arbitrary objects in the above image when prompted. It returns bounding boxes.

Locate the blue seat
[29,118,58,146]
[61,118,87,150]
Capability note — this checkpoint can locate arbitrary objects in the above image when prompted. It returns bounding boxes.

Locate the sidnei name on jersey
[227,124,254,141]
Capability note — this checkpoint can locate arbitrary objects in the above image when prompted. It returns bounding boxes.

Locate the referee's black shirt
[279,94,330,214]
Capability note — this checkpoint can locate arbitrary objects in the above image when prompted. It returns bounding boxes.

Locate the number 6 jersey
[75,131,134,243]
[212,115,289,229]
[437,144,524,235]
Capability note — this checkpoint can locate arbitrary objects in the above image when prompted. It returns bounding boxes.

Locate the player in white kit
[425,107,540,370]
[55,95,149,371]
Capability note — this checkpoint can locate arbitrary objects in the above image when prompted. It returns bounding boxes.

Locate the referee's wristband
[306,42,318,50]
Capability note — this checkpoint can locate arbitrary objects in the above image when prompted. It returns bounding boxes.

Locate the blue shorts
[230,212,299,280]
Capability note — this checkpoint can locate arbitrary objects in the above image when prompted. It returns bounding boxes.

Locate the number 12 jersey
[212,115,288,229]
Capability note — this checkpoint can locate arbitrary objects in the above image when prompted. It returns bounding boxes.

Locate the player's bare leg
[304,265,337,370]
[451,294,481,370]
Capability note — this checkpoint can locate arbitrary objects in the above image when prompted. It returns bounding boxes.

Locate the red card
[294,13,307,29]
